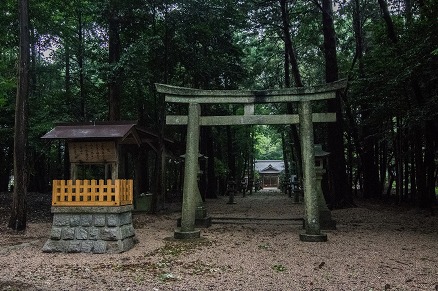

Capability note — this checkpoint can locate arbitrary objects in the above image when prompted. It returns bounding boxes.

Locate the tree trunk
[353,0,381,200]
[321,0,352,207]
[108,7,121,121]
[77,7,86,121]
[379,140,388,195]
[9,0,30,231]
[409,145,416,201]
[248,129,255,194]
[394,117,403,202]
[226,125,236,181]
[423,122,436,208]
[152,90,166,213]
[280,0,302,181]
[361,125,381,199]
[377,0,398,43]
[280,0,303,87]
[201,127,217,198]
[414,130,427,207]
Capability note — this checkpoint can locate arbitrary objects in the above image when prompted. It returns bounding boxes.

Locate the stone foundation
[42,205,137,254]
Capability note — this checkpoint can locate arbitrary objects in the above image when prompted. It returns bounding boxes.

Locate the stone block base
[42,205,137,254]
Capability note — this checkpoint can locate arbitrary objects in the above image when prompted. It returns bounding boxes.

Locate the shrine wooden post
[156,80,346,241]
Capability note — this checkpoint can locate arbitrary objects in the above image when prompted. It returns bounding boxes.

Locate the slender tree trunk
[395,117,403,202]
[108,6,121,121]
[341,0,364,199]
[77,7,86,121]
[353,0,380,200]
[201,127,216,198]
[248,130,255,194]
[409,145,416,202]
[152,87,166,213]
[64,44,72,113]
[280,0,302,181]
[281,131,291,194]
[377,0,398,43]
[321,0,352,207]
[379,140,388,195]
[9,0,30,231]
[414,130,427,207]
[226,125,236,181]
[280,0,303,87]
[404,149,409,201]
[405,0,412,22]
[423,122,436,207]
[281,131,290,179]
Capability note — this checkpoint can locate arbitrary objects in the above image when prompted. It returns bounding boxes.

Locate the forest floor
[0,190,437,291]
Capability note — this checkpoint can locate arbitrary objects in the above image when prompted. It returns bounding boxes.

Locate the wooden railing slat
[51,179,133,206]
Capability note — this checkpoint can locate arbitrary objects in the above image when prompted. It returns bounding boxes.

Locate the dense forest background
[1,0,437,219]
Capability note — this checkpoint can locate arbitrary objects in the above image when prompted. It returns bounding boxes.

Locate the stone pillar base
[177,205,212,228]
[42,205,137,254]
[320,210,337,230]
[174,228,201,239]
[177,216,212,228]
[299,233,328,242]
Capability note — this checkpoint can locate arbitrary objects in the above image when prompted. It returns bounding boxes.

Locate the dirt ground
[0,190,437,291]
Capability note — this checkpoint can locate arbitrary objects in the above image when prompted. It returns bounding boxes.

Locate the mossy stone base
[173,229,201,239]
[299,232,328,242]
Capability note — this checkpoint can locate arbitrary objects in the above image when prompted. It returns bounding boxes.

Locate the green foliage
[254,125,283,160]
[214,157,229,178]
[348,0,438,135]
[0,71,15,108]
[0,0,436,202]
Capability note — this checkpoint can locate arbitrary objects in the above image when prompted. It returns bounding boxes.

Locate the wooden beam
[166,113,336,126]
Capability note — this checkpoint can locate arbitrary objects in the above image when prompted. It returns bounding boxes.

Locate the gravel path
[0,190,437,290]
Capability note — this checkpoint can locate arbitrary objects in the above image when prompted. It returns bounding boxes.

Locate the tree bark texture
[377,0,398,43]
[280,0,303,177]
[321,0,352,207]
[201,127,217,198]
[226,126,236,181]
[108,8,122,121]
[279,0,303,88]
[77,8,86,121]
[9,0,30,231]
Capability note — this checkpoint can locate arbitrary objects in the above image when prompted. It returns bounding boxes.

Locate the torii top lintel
[155,79,347,104]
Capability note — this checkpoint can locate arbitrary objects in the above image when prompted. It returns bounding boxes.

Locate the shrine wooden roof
[255,160,285,174]
[41,121,174,151]
[42,121,137,140]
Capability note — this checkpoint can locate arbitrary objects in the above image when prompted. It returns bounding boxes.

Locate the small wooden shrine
[40,121,167,253]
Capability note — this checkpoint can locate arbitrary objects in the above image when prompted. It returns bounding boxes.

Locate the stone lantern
[314,144,336,230]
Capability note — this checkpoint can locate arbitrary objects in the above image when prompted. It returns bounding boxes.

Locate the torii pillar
[174,103,201,239]
[299,101,327,242]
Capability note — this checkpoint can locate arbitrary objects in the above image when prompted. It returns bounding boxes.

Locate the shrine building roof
[41,121,174,151]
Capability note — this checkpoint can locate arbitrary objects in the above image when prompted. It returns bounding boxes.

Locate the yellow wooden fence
[52,179,133,206]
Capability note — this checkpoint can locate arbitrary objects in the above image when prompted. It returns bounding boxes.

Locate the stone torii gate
[156,80,347,242]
